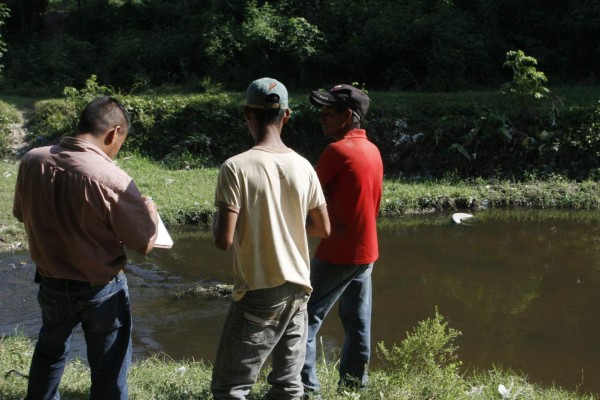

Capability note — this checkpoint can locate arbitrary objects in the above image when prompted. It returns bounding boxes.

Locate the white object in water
[452,213,474,224]
[498,384,510,399]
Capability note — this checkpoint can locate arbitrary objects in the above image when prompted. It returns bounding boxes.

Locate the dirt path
[6,108,31,158]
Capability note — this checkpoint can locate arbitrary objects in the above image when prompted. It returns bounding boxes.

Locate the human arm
[212,160,241,251]
[12,184,23,222]
[306,205,330,238]
[109,180,160,255]
[12,162,25,222]
[134,197,159,254]
[212,207,239,251]
[315,145,341,190]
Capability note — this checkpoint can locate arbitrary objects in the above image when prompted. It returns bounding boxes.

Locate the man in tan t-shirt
[211,77,330,399]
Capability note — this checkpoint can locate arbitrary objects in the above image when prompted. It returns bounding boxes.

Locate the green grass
[381,176,600,216]
[1,311,595,399]
[0,101,23,125]
[0,161,24,251]
[0,95,37,113]
[4,154,600,252]
[121,155,600,225]
[116,154,219,226]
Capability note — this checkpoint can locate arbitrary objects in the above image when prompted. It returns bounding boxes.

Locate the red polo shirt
[314,129,383,265]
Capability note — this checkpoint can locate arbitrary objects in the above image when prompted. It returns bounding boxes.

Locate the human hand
[211,210,219,241]
[143,196,158,216]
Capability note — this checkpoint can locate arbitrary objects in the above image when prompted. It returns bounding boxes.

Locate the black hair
[246,106,286,127]
[77,96,131,137]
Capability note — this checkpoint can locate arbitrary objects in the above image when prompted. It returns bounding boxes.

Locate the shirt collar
[341,128,367,139]
[59,136,113,163]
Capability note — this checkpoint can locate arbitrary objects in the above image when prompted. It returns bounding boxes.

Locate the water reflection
[2,210,600,395]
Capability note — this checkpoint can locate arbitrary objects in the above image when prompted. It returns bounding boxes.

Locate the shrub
[376,309,466,398]
[26,76,253,166]
[0,100,22,156]
[26,75,112,146]
[26,99,78,145]
[548,102,600,179]
[377,309,462,377]
[24,78,600,178]
[0,2,9,78]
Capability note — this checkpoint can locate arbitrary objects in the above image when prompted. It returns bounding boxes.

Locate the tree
[4,0,48,34]
[0,3,10,77]
[204,0,323,86]
[502,49,550,114]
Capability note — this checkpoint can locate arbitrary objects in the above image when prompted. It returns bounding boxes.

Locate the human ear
[105,126,121,145]
[344,108,353,122]
[282,109,291,125]
[243,107,252,121]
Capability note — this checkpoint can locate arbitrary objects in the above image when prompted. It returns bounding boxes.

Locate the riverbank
[2,155,600,252]
[3,156,600,398]
[1,312,595,400]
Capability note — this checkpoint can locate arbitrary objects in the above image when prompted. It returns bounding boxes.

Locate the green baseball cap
[245,77,289,110]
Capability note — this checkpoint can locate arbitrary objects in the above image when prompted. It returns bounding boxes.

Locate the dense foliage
[19,72,600,180]
[1,0,599,94]
[0,2,9,78]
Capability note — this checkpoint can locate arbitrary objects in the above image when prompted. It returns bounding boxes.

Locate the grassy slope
[122,155,600,224]
[3,155,600,252]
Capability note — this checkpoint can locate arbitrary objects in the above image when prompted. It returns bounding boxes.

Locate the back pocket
[80,289,129,333]
[241,301,285,345]
[37,288,63,325]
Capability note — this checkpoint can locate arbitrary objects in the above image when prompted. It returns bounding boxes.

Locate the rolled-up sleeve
[215,161,241,213]
[109,180,157,251]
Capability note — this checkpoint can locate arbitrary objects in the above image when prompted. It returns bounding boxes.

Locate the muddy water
[2,209,600,395]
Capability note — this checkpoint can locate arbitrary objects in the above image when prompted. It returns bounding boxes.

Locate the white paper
[154,212,173,249]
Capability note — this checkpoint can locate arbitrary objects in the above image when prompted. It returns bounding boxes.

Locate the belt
[36,270,124,286]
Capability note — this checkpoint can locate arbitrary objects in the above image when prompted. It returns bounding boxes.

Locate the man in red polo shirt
[301,84,383,398]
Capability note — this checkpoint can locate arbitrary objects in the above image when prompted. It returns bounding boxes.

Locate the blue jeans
[211,282,310,400]
[301,259,373,394]
[27,272,132,400]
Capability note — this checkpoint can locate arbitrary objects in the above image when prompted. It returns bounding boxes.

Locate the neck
[76,133,104,149]
[254,126,287,149]
[334,126,356,141]
[76,132,115,159]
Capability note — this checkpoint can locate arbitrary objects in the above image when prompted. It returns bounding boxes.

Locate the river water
[2,209,600,395]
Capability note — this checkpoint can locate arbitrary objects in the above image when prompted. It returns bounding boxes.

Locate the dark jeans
[27,272,132,400]
[301,260,373,394]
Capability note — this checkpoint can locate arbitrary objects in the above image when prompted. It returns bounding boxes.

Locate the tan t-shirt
[13,137,157,284]
[215,146,326,301]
